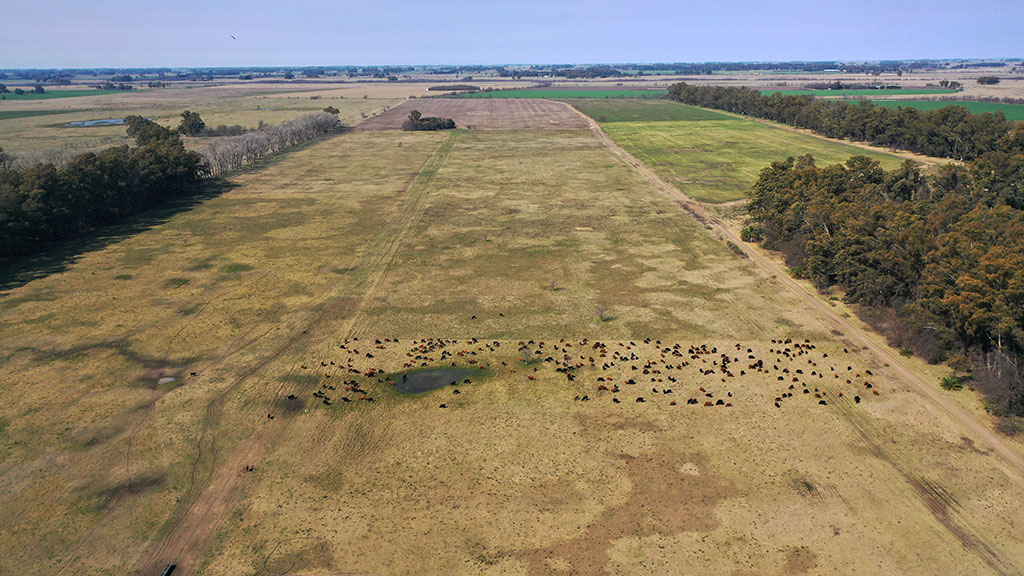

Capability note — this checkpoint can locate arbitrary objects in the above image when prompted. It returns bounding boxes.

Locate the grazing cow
[854,396,861,403]
[267,414,274,419]
[818,400,827,405]
[439,404,447,408]
[613,397,621,404]
[636,397,645,403]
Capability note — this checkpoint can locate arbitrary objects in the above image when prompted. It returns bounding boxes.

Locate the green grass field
[0,89,127,100]
[601,114,904,202]
[0,109,83,121]
[569,99,733,122]
[760,88,956,97]
[847,99,1024,121]
[458,89,668,99]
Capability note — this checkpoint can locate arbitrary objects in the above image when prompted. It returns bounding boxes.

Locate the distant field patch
[601,107,904,203]
[760,88,956,97]
[0,109,82,121]
[458,89,668,99]
[848,99,1024,121]
[0,89,127,100]
[570,99,732,122]
[355,98,589,131]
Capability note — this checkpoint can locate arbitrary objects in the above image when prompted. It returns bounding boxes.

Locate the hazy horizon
[2,0,1021,69]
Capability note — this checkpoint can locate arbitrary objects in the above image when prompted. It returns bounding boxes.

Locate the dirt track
[563,101,1024,480]
[131,133,460,576]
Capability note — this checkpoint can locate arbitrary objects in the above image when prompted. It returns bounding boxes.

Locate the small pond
[393,368,476,394]
[64,118,127,127]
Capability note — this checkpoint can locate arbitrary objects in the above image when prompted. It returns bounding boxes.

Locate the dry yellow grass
[1,116,1023,576]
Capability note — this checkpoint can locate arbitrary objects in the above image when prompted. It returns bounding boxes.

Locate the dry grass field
[2,98,1024,576]
[0,82,416,154]
[354,99,590,131]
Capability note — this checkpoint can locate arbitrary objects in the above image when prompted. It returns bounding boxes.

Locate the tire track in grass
[564,101,1024,574]
[132,130,459,576]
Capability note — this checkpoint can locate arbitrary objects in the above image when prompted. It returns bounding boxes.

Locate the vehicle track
[564,101,1024,573]
[132,130,458,576]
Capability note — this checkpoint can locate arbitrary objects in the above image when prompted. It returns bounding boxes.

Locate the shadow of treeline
[0,127,352,293]
[0,178,238,292]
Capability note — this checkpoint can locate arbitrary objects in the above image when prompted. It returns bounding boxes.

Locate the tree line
[746,151,1024,417]
[200,111,341,175]
[0,119,205,260]
[666,82,1022,161]
[0,111,345,260]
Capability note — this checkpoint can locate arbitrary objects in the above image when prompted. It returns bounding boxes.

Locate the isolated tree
[0,84,7,94]
[977,76,1001,85]
[323,106,339,115]
[282,70,294,79]
[177,110,206,136]
[32,85,45,94]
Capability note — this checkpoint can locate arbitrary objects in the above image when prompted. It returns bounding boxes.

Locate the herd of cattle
[273,334,882,416]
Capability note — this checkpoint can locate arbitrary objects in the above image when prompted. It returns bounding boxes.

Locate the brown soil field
[354,98,591,131]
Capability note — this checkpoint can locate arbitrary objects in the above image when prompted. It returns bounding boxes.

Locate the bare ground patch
[354,98,590,131]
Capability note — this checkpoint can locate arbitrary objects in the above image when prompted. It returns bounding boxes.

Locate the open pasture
[459,88,669,99]
[849,99,1024,121]
[0,88,128,100]
[1,121,1023,575]
[568,99,732,122]
[0,82,402,153]
[595,107,905,203]
[354,98,590,131]
[760,88,958,97]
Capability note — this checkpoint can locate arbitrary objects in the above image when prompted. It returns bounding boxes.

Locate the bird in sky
[230,35,236,40]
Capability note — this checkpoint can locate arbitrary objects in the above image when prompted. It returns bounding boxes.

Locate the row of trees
[0,111,344,260]
[200,111,342,175]
[0,121,206,259]
[746,153,1024,415]
[666,82,1022,161]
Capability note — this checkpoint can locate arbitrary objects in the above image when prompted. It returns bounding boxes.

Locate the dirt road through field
[564,101,1024,481]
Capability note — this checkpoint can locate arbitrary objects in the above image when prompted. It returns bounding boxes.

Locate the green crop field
[848,99,1024,121]
[569,99,733,122]
[0,89,128,100]
[458,89,668,99]
[595,104,904,203]
[760,88,957,97]
[0,109,82,121]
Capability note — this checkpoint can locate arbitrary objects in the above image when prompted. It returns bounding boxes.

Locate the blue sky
[1,0,1021,68]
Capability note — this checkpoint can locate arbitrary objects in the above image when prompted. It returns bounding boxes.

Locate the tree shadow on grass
[0,178,238,292]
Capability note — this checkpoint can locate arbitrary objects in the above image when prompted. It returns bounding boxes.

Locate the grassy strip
[760,88,956,96]
[601,115,903,203]
[845,99,1024,121]
[0,109,83,121]
[569,99,732,122]
[0,89,128,101]
[457,89,668,99]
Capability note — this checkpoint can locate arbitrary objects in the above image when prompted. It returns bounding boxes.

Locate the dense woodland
[0,119,206,259]
[745,152,1024,415]
[664,84,1024,416]
[0,111,343,260]
[667,82,1021,161]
